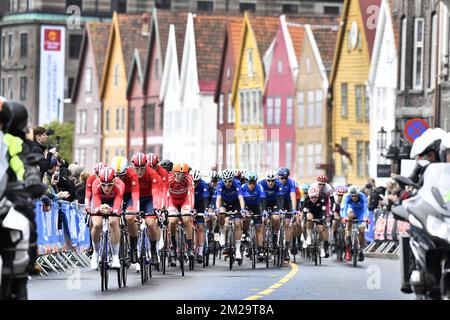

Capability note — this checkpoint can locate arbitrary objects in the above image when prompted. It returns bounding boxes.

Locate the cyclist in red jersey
[132,153,163,265]
[84,161,106,212]
[111,156,140,263]
[90,167,125,270]
[147,153,168,209]
[167,162,195,267]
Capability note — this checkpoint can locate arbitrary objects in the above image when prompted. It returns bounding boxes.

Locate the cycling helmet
[147,153,159,167]
[159,159,173,172]
[335,186,347,196]
[266,170,277,181]
[240,169,248,179]
[99,167,115,184]
[131,153,147,167]
[210,170,220,181]
[277,167,290,178]
[233,169,242,179]
[245,171,258,182]
[0,97,12,132]
[94,161,107,176]
[8,101,29,138]
[316,175,328,183]
[348,185,359,196]
[308,185,320,197]
[173,162,189,173]
[221,169,234,181]
[110,156,128,176]
[190,168,202,181]
[301,183,310,191]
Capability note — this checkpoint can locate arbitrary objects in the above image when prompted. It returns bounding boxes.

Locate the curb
[365,252,399,260]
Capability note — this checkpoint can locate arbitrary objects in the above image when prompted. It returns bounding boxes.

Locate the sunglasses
[267,179,275,183]
[101,183,114,187]
[224,179,233,184]
[280,177,287,180]
[310,196,319,199]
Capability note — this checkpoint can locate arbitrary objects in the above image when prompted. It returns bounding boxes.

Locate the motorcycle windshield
[418,163,450,217]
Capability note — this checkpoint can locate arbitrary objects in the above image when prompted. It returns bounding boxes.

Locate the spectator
[364,183,372,197]
[31,126,56,177]
[76,171,90,204]
[68,163,83,187]
[42,157,76,202]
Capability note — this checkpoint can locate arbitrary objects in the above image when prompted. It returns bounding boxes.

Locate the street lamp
[377,126,387,153]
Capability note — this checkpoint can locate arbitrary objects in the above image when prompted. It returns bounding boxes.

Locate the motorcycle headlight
[426,215,449,241]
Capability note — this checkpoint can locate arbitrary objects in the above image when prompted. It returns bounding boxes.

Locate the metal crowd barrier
[363,208,410,259]
[34,200,91,276]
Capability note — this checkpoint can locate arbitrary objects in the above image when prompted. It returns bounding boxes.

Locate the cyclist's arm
[216,194,222,210]
[150,169,162,209]
[290,192,296,211]
[362,194,369,219]
[130,175,140,212]
[340,195,349,218]
[112,185,124,215]
[238,195,245,211]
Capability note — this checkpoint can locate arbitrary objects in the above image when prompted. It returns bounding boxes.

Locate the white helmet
[221,169,234,181]
[190,168,202,181]
[266,170,277,180]
[410,127,447,159]
[110,156,128,176]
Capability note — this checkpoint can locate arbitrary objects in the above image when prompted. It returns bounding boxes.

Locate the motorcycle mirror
[431,187,448,210]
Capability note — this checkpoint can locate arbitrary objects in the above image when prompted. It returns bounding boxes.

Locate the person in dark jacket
[31,126,56,177]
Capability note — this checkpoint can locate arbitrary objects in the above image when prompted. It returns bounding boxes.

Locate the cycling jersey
[194,179,209,213]
[216,178,243,203]
[155,165,169,207]
[167,171,194,207]
[138,166,162,210]
[84,174,97,208]
[120,167,140,211]
[208,183,217,209]
[278,178,296,200]
[311,181,333,214]
[302,196,327,220]
[241,183,266,206]
[259,179,282,202]
[340,192,369,220]
[92,178,125,214]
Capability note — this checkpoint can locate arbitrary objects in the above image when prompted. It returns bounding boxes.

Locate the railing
[34,199,91,276]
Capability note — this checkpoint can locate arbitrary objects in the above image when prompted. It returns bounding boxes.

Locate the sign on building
[39,26,65,125]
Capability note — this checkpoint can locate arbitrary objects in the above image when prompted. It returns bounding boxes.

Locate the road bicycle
[345,219,368,268]
[274,211,294,267]
[309,219,326,266]
[224,211,242,270]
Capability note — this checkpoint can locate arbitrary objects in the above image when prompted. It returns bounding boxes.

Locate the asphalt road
[28,251,414,300]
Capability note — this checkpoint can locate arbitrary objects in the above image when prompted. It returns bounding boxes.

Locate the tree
[44,121,74,163]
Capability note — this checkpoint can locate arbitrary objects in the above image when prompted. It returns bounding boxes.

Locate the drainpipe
[434,1,441,127]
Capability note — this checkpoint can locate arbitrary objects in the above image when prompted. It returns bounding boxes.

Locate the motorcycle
[392,163,450,300]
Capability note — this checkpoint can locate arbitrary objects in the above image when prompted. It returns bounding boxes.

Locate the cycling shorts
[140,196,154,216]
[245,204,262,225]
[168,197,191,216]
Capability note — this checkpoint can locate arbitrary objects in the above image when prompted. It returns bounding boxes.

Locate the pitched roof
[359,0,381,59]
[71,21,110,102]
[388,0,399,52]
[229,17,244,63]
[287,24,306,62]
[311,26,339,75]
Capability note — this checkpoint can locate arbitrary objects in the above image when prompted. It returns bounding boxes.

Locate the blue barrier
[365,211,375,243]
[35,200,90,256]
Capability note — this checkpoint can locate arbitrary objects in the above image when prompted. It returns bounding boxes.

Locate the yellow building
[230,13,279,174]
[329,0,380,186]
[99,13,148,163]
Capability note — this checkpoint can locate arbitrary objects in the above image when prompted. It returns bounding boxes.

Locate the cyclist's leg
[271,203,280,246]
[305,212,314,244]
[233,201,243,259]
[124,195,139,261]
[181,201,194,255]
[90,215,103,268]
[167,198,181,255]
[252,205,263,252]
[143,197,159,262]
[109,216,121,267]
[332,212,340,239]
[345,209,356,245]
[194,204,205,260]
[219,204,227,246]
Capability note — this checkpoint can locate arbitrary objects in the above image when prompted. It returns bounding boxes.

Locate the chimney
[142,13,150,36]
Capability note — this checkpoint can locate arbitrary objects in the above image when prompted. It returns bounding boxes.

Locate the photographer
[42,157,76,202]
[31,126,57,178]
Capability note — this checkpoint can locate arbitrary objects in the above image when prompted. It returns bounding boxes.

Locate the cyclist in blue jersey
[276,167,299,261]
[241,171,267,262]
[206,170,220,244]
[215,169,245,262]
[258,170,283,248]
[340,185,370,262]
[191,169,210,264]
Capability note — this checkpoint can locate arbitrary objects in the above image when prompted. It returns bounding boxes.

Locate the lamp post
[384,127,412,174]
[377,126,387,155]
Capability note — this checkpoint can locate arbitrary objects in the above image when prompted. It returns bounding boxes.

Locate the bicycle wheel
[161,227,168,275]
[352,232,358,268]
[265,224,270,268]
[277,226,284,268]
[101,233,109,292]
[227,225,234,270]
[178,226,185,276]
[313,230,319,266]
[336,228,344,262]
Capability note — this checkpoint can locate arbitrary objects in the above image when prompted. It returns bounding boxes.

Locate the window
[219,94,224,125]
[155,0,171,9]
[105,110,110,131]
[365,141,370,178]
[7,77,13,99]
[357,141,363,177]
[66,0,82,10]
[274,97,281,125]
[307,144,314,176]
[240,92,245,124]
[267,97,273,125]
[307,91,314,127]
[267,140,272,166]
[341,137,348,174]
[85,68,92,93]
[20,77,27,100]
[93,109,99,134]
[20,33,27,58]
[69,34,83,59]
[113,64,119,87]
[297,144,304,177]
[228,93,234,123]
[247,49,253,77]
[93,148,98,167]
[67,77,75,99]
[160,105,164,130]
[252,90,258,124]
[364,86,369,121]
[341,83,347,117]
[105,150,109,164]
[315,144,322,174]
[282,4,298,14]
[315,90,322,126]
[147,104,155,130]
[2,35,5,60]
[116,109,120,131]
[81,110,87,134]
[197,1,213,11]
[413,18,424,90]
[8,33,13,58]
[129,107,136,132]
[76,111,81,134]
[286,96,293,126]
[400,17,407,90]
[121,108,125,130]
[141,108,146,131]
[285,141,292,168]
[258,91,263,124]
[297,92,304,128]
[429,13,437,89]
[240,3,256,13]
[324,6,339,15]
[111,0,127,13]
[355,85,362,121]
[277,60,283,74]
